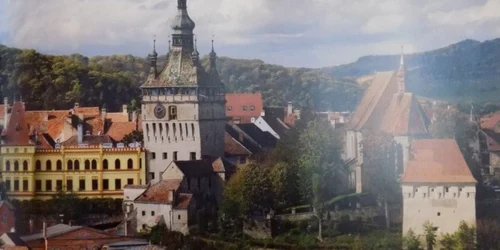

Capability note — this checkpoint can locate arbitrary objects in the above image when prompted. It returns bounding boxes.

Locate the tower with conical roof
[141,0,226,183]
[397,46,406,95]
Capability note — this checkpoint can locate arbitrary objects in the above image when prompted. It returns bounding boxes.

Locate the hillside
[322,39,500,102]
[0,45,362,112]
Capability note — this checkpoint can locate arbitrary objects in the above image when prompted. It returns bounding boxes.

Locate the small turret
[209,39,217,71]
[148,38,158,79]
[191,36,200,64]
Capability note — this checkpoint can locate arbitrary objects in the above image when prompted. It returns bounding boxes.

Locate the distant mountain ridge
[322,39,500,103]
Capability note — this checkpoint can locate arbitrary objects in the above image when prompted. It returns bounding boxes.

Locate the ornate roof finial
[397,45,405,95]
[152,34,158,57]
[400,45,404,66]
[192,35,200,62]
[210,35,217,59]
[148,35,158,79]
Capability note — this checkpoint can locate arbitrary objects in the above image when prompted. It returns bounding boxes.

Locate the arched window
[103,159,108,170]
[57,160,62,170]
[185,123,189,137]
[14,161,19,171]
[35,160,41,171]
[67,160,73,170]
[5,161,10,171]
[179,123,183,139]
[91,160,97,170]
[85,160,90,170]
[74,160,80,170]
[191,124,195,140]
[115,159,121,170]
[46,160,52,171]
[127,159,133,169]
[23,160,28,171]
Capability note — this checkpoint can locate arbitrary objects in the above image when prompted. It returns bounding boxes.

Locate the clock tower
[141,0,226,183]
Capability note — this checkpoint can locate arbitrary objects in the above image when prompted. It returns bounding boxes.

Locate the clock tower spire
[141,0,226,183]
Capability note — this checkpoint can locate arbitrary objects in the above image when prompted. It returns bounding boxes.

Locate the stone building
[0,102,146,200]
[344,51,430,193]
[401,139,476,237]
[141,0,226,184]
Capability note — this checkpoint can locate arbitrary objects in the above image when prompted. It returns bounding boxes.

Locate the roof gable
[380,93,429,136]
[135,179,182,203]
[347,71,397,131]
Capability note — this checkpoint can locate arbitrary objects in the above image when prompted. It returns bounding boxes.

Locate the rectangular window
[151,152,156,160]
[163,153,168,159]
[149,172,155,181]
[173,151,178,161]
[66,179,73,191]
[46,180,52,191]
[239,156,247,164]
[115,179,122,190]
[23,180,28,191]
[151,211,155,216]
[35,180,42,191]
[142,211,146,216]
[127,178,134,185]
[190,152,196,160]
[79,179,85,191]
[56,180,63,191]
[13,180,19,191]
[5,180,10,191]
[103,179,109,190]
[92,180,98,191]
[445,187,449,193]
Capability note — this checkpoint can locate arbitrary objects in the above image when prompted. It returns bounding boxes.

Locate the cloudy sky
[1,0,500,68]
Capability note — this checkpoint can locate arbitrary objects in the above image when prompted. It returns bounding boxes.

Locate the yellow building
[0,102,146,200]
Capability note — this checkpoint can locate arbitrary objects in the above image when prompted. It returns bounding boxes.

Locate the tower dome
[170,0,195,35]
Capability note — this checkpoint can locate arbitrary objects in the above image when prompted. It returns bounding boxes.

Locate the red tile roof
[107,113,129,123]
[401,139,476,184]
[107,122,137,142]
[74,107,99,115]
[480,112,500,130]
[226,93,263,119]
[3,102,31,146]
[135,179,182,203]
[175,194,193,209]
[224,132,251,156]
[25,111,68,140]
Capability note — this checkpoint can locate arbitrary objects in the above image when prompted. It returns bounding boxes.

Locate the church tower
[141,0,226,183]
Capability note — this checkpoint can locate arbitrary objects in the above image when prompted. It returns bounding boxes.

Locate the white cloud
[1,0,500,67]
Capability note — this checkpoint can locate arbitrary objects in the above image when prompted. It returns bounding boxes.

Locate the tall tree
[423,221,437,250]
[363,132,401,229]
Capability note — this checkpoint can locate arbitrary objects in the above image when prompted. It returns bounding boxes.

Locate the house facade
[401,139,476,237]
[0,102,146,200]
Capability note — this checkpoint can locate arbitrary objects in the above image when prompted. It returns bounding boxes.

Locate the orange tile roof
[401,139,476,184]
[3,102,31,146]
[347,71,397,131]
[83,114,105,135]
[25,111,68,139]
[74,107,99,115]
[107,122,137,142]
[380,93,429,136]
[135,179,182,203]
[0,105,5,120]
[226,93,263,119]
[107,113,129,123]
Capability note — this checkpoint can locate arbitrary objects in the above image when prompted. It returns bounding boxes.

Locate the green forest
[323,39,500,102]
[0,44,362,112]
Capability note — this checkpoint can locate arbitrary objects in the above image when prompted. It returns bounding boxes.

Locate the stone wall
[275,206,401,224]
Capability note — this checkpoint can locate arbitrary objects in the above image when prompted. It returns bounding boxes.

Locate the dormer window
[242,106,247,111]
[250,106,255,111]
[227,106,232,111]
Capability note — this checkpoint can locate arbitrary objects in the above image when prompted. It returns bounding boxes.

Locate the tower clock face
[154,104,166,119]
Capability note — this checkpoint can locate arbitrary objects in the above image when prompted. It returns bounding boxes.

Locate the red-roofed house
[225,93,264,124]
[479,112,500,175]
[402,139,476,239]
[124,157,235,234]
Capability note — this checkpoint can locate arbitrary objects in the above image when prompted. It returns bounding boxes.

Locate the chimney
[10,227,15,233]
[101,107,107,120]
[287,102,293,116]
[74,102,80,109]
[122,104,128,115]
[3,97,8,130]
[42,220,47,238]
[238,131,244,142]
[29,218,34,233]
[124,213,128,237]
[132,111,137,123]
[168,190,175,203]
[77,124,83,144]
